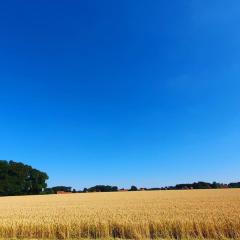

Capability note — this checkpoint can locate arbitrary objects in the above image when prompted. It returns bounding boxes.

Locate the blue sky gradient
[0,1,240,189]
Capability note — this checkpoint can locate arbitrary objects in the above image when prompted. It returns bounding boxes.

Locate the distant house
[119,188,128,192]
[57,191,72,194]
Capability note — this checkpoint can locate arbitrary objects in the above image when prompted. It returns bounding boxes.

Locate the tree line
[47,181,240,193]
[44,185,140,193]
[0,160,239,196]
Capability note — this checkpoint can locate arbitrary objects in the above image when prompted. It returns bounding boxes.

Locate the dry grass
[0,189,240,239]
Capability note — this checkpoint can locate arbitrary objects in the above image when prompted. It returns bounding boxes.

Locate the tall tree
[0,160,48,196]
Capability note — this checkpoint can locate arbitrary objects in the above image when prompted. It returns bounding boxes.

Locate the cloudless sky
[0,1,240,189]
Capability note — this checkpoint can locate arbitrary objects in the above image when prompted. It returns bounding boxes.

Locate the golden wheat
[0,189,239,239]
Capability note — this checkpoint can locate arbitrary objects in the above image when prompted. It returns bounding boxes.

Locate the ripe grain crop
[0,189,240,239]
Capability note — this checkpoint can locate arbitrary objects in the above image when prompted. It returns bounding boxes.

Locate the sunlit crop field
[0,189,240,239]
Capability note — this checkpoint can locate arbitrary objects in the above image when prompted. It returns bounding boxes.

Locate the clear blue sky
[0,1,240,189]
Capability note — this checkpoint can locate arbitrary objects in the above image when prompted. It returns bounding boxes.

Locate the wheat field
[0,189,240,239]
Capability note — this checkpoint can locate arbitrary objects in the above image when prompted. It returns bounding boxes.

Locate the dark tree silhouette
[0,160,48,196]
[130,185,138,191]
[87,185,118,192]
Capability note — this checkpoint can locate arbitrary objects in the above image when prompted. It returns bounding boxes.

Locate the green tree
[0,160,48,196]
[130,185,138,191]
